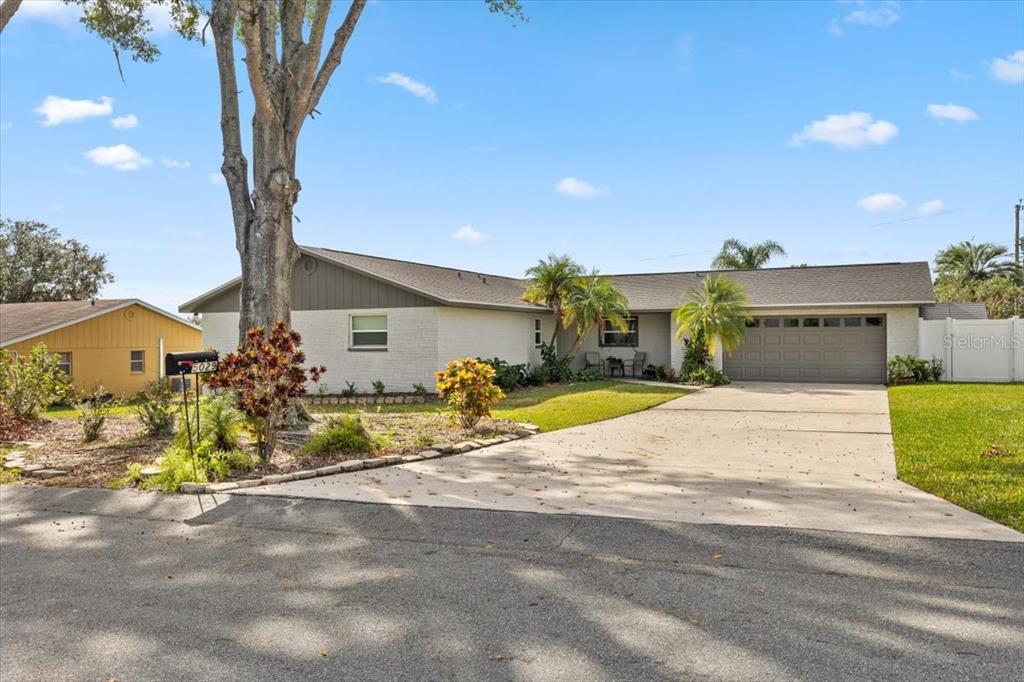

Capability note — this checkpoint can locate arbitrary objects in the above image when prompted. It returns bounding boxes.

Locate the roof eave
[2,299,200,347]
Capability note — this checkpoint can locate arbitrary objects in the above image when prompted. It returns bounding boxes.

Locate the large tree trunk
[0,0,23,33]
[210,0,364,342]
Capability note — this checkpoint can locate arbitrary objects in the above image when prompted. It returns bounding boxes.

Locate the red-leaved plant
[206,323,325,463]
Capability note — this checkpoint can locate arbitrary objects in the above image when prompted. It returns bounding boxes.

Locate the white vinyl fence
[918,317,1023,382]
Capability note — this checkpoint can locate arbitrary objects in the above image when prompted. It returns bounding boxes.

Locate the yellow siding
[5,304,202,397]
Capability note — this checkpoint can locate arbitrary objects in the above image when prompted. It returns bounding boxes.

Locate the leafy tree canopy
[673,274,750,354]
[711,238,787,270]
[934,241,1021,283]
[0,218,115,303]
[934,276,1024,319]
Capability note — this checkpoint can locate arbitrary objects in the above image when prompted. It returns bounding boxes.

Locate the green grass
[43,403,138,418]
[888,383,1024,532]
[310,380,690,432]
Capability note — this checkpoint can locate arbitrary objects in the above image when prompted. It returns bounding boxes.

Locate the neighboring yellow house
[0,299,202,397]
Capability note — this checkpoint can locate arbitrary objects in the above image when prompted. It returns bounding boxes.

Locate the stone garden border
[306,394,432,406]
[178,422,541,495]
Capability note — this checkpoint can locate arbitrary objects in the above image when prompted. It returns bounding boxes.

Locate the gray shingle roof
[919,302,988,320]
[183,247,936,313]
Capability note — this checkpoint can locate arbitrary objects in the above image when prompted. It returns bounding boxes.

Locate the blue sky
[1,0,1022,315]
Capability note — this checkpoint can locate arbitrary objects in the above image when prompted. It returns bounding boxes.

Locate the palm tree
[522,254,584,345]
[711,239,787,270]
[673,275,750,355]
[934,241,1019,282]
[562,270,630,355]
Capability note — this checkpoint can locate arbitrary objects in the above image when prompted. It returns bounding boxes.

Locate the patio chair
[624,351,647,378]
[583,352,603,375]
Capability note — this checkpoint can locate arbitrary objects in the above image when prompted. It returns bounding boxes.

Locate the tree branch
[0,0,24,34]
[307,0,366,116]
[236,0,279,125]
[210,0,254,252]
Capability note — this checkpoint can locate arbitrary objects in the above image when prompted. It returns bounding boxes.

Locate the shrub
[660,365,677,383]
[480,357,527,392]
[887,355,943,385]
[205,323,325,463]
[0,344,74,421]
[0,401,28,441]
[301,415,371,456]
[689,366,730,386]
[133,381,177,436]
[412,382,429,397]
[435,357,505,429]
[341,381,357,398]
[538,343,574,383]
[77,388,112,442]
[413,431,434,447]
[681,329,712,379]
[573,368,602,382]
[202,392,244,451]
[372,379,386,396]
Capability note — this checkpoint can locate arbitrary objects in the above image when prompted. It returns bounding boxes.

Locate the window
[763,318,780,328]
[745,318,760,328]
[783,318,800,328]
[130,350,145,373]
[802,318,820,327]
[844,317,862,327]
[534,319,542,347]
[600,316,638,347]
[823,317,841,328]
[57,352,72,376]
[865,316,884,327]
[351,314,388,348]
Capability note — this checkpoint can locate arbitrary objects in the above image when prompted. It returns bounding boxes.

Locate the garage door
[724,315,886,384]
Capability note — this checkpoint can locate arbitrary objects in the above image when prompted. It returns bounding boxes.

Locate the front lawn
[888,383,1024,532]
[310,380,690,432]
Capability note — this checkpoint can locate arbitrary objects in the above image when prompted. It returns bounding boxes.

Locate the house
[180,246,937,388]
[0,299,203,396]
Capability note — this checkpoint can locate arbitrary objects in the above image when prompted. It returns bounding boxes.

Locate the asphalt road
[1,486,1022,681]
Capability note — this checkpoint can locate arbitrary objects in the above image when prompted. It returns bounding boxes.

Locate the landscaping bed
[2,410,525,491]
[888,383,1024,532]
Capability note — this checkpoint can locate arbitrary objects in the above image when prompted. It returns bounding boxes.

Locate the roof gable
[1,299,199,346]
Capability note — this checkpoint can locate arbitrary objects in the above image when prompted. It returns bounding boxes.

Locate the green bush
[77,389,113,442]
[681,329,712,379]
[688,366,730,386]
[480,357,528,392]
[0,344,74,421]
[888,355,942,385]
[341,381,358,398]
[573,368,602,382]
[372,379,386,396]
[302,415,372,456]
[133,425,255,493]
[435,357,505,429]
[202,392,244,451]
[412,382,429,396]
[539,343,574,383]
[133,381,177,436]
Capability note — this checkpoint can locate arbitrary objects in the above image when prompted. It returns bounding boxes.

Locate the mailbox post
[164,351,219,481]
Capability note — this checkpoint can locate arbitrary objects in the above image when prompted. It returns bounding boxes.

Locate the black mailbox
[165,351,219,377]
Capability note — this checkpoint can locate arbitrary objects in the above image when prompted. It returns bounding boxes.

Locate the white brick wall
[200,306,554,393]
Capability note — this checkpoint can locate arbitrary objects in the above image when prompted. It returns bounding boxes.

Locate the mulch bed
[7,411,522,489]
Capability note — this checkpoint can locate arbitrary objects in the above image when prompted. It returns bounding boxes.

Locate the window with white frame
[600,316,638,347]
[351,314,388,348]
[57,352,72,376]
[534,319,542,347]
[130,350,145,373]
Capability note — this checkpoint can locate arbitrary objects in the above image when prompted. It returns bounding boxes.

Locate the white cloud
[209,172,225,185]
[111,114,139,129]
[84,144,151,171]
[788,111,898,149]
[12,0,82,28]
[926,103,978,123]
[555,176,602,198]
[991,50,1024,84]
[857,192,907,212]
[918,199,944,215]
[35,95,113,127]
[375,72,437,103]
[829,1,900,35]
[451,225,488,244]
[161,158,190,169]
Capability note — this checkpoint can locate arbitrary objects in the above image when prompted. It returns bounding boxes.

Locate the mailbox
[165,351,219,377]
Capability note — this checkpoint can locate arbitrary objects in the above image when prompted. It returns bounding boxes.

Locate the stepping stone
[140,466,161,477]
[34,469,68,479]
[20,464,44,474]
[3,460,25,470]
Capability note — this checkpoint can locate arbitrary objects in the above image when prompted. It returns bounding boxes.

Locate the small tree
[0,344,74,421]
[435,358,505,430]
[673,275,750,356]
[561,270,630,356]
[711,238,787,270]
[522,254,585,346]
[206,323,325,462]
[132,380,177,436]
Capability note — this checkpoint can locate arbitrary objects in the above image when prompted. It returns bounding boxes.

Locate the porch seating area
[584,351,648,378]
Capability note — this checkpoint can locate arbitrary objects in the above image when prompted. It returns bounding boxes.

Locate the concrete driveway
[242,383,1021,542]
